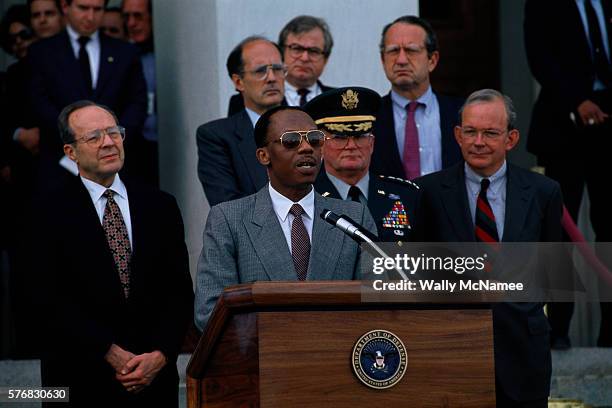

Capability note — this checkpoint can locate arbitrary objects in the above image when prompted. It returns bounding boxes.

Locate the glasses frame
[459,127,507,140]
[325,133,374,149]
[71,126,126,146]
[285,43,326,61]
[272,130,326,149]
[241,63,288,81]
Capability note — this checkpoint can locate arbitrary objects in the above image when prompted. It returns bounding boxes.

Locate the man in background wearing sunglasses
[227,15,335,116]
[306,87,419,243]
[195,106,376,330]
[197,36,286,206]
[27,100,193,407]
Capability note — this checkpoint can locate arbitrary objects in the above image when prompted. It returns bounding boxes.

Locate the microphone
[320,210,376,243]
[321,209,408,280]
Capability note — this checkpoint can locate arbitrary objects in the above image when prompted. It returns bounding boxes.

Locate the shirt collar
[326,172,370,200]
[245,108,261,128]
[66,25,99,43]
[285,80,319,95]
[391,85,434,115]
[268,183,315,222]
[81,174,127,202]
[464,160,507,195]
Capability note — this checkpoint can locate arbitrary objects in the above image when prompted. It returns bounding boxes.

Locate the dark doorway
[420,0,500,97]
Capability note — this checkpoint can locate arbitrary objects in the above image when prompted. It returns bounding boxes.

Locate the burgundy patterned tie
[102,190,132,298]
[403,101,421,180]
[475,179,499,243]
[289,204,310,280]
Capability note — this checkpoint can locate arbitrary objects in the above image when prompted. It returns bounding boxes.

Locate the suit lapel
[235,111,268,190]
[94,35,112,99]
[502,164,533,242]
[58,31,89,98]
[314,170,342,199]
[309,194,342,280]
[376,94,405,178]
[245,188,296,281]
[440,163,475,241]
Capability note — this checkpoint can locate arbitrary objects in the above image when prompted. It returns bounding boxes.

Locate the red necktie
[475,179,499,242]
[289,204,310,280]
[102,190,132,297]
[403,101,421,180]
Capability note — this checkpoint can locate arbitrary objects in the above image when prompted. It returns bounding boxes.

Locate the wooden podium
[187,281,495,407]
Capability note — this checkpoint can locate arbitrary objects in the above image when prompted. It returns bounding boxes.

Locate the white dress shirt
[81,175,133,247]
[268,183,315,253]
[245,107,261,128]
[66,25,101,89]
[285,81,321,106]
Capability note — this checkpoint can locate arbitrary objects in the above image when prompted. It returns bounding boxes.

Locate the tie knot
[480,178,491,191]
[348,185,361,202]
[78,36,90,47]
[103,189,115,199]
[289,203,305,217]
[406,101,419,113]
[297,88,310,97]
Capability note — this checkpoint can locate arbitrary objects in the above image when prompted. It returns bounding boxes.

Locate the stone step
[2,350,611,407]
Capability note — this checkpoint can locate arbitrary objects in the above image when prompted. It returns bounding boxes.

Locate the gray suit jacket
[195,186,377,330]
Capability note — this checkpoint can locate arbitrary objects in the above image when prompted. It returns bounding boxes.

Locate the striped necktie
[475,178,499,242]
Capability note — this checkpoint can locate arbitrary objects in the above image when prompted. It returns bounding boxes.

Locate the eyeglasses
[325,133,373,149]
[9,28,34,44]
[460,127,506,140]
[71,126,125,146]
[241,63,288,81]
[382,43,426,58]
[285,44,325,61]
[272,130,325,149]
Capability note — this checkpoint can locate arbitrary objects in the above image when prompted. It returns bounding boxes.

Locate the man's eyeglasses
[272,130,325,149]
[460,127,506,140]
[242,64,288,81]
[285,44,325,61]
[71,126,125,146]
[382,43,426,58]
[10,28,34,44]
[325,133,373,149]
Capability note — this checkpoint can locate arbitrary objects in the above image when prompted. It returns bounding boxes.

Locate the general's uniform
[315,172,419,242]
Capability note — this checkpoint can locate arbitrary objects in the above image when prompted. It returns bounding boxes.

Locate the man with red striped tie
[413,89,563,408]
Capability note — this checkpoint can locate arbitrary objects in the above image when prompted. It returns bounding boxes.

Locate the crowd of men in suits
[1,1,611,407]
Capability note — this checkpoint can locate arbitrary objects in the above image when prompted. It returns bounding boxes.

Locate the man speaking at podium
[195,106,376,330]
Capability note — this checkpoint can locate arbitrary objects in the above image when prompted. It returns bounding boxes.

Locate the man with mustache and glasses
[227,15,335,116]
[307,87,420,243]
[371,15,463,181]
[28,100,193,407]
[195,106,376,330]
[197,36,286,206]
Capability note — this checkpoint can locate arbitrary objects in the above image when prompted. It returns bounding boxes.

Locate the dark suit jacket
[30,176,193,407]
[314,170,419,242]
[196,110,268,206]
[371,91,463,179]
[27,30,147,160]
[413,162,563,402]
[226,80,333,116]
[524,0,612,160]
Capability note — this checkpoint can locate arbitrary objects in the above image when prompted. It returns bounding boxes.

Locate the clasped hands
[104,344,167,394]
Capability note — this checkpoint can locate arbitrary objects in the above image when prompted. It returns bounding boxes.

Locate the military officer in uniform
[306,87,419,242]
